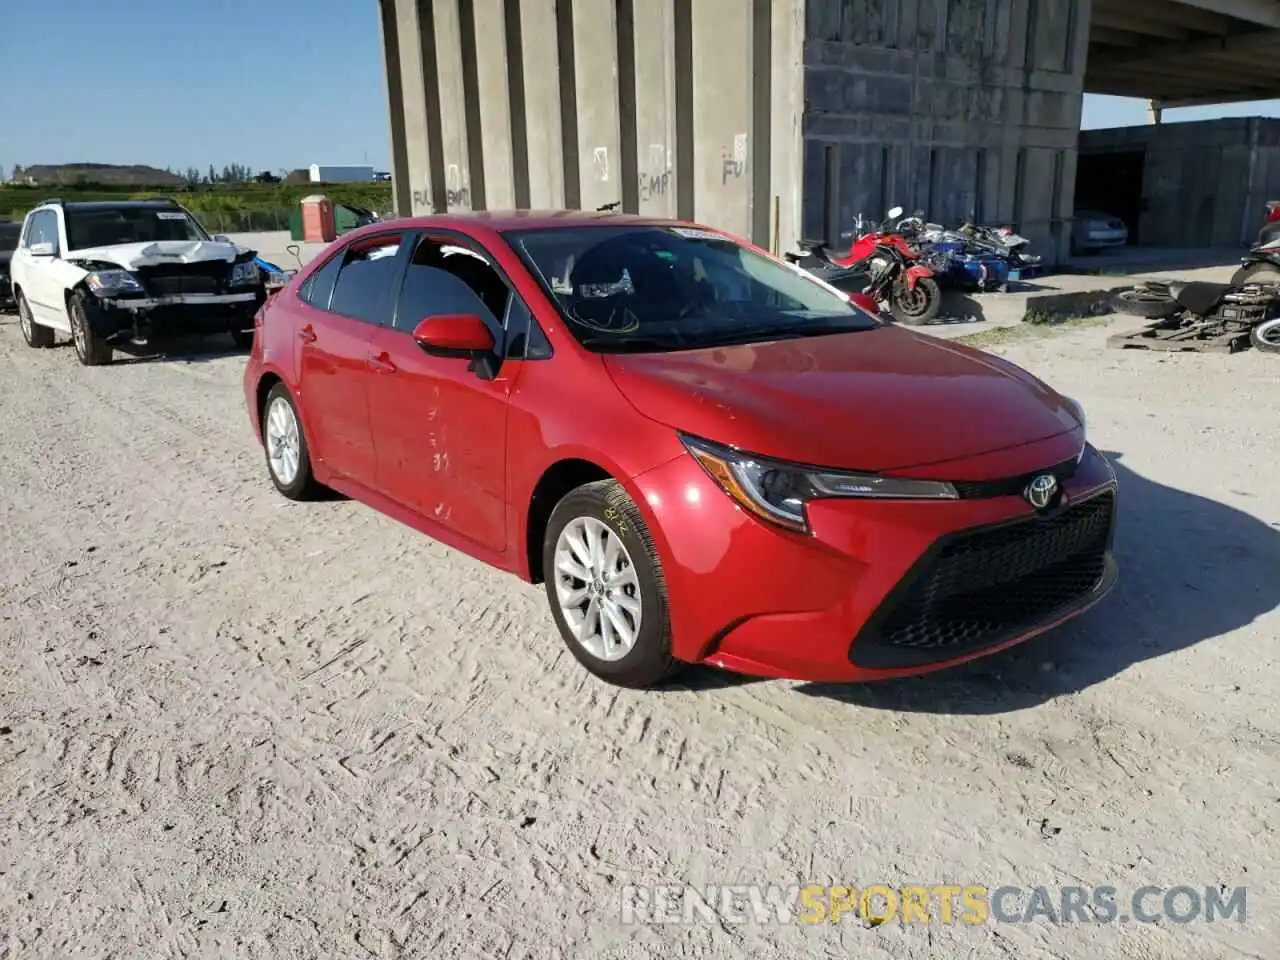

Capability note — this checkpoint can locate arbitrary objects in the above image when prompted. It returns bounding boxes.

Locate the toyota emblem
[1024,473,1058,510]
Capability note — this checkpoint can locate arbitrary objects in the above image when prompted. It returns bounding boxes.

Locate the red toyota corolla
[243,212,1117,688]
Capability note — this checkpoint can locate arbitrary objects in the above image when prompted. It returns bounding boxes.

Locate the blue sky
[1,0,1278,179]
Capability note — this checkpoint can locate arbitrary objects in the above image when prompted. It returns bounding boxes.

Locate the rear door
[367,232,533,553]
[296,231,406,484]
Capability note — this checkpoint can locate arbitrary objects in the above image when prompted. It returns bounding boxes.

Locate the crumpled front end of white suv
[70,240,266,346]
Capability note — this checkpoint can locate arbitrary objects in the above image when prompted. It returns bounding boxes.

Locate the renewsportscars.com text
[620,883,1247,927]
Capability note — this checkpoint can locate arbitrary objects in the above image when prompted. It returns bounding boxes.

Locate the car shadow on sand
[108,335,251,365]
[674,452,1280,712]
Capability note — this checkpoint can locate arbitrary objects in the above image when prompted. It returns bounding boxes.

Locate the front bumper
[92,291,262,341]
[629,438,1118,683]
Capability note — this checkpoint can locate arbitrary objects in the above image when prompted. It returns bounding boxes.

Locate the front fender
[904,263,934,290]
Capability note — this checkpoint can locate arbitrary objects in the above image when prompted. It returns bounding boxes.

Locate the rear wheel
[1230,262,1280,286]
[17,292,55,348]
[69,293,113,365]
[1111,288,1180,319]
[1250,316,1280,354]
[889,275,941,325]
[542,479,681,688]
[261,382,321,500]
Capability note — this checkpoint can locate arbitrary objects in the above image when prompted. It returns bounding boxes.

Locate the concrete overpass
[377,0,1280,262]
[1088,0,1280,112]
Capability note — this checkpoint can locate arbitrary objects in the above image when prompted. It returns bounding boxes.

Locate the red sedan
[243,212,1117,688]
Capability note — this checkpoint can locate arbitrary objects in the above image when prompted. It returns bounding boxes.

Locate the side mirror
[850,292,880,315]
[887,206,904,220]
[213,234,232,243]
[28,241,57,257]
[412,313,495,357]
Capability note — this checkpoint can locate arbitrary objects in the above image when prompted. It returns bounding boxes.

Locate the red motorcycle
[788,206,942,325]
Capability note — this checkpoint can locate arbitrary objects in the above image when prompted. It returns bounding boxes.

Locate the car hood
[602,325,1081,472]
[67,240,252,269]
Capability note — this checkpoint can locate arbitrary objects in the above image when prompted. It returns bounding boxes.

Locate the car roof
[390,209,694,232]
[53,200,186,212]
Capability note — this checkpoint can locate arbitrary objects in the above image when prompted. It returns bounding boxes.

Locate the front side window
[63,206,209,250]
[328,235,404,324]
[507,224,879,353]
[393,237,511,337]
[24,210,59,249]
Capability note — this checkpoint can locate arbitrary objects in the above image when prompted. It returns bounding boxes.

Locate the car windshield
[65,207,210,250]
[507,224,879,352]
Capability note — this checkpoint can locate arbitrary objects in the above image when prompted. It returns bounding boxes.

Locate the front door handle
[298,324,317,343]
[369,351,397,373]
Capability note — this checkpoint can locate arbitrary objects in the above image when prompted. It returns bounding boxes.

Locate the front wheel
[889,275,941,325]
[542,479,681,688]
[1251,316,1280,354]
[69,293,113,365]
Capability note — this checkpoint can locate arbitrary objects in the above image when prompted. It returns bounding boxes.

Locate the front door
[297,232,406,483]
[368,233,516,554]
[14,209,64,325]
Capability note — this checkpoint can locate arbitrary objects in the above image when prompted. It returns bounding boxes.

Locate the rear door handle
[298,324,317,343]
[369,351,397,373]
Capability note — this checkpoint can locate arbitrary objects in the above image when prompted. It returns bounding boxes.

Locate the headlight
[231,262,261,286]
[85,270,144,295]
[681,434,958,534]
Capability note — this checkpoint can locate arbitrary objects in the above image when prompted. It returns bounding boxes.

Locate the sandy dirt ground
[0,312,1276,960]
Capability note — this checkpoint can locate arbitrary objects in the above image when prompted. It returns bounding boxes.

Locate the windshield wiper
[578,334,686,353]
[691,320,874,348]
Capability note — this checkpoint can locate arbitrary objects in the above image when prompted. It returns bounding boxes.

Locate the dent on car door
[297,233,405,483]
[367,233,523,554]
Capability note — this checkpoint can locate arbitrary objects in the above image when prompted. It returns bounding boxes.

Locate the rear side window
[299,254,343,310]
[327,234,403,323]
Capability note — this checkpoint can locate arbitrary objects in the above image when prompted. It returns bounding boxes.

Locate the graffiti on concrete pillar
[445,163,470,209]
[411,174,433,213]
[721,133,748,185]
[639,143,672,203]
[593,147,610,183]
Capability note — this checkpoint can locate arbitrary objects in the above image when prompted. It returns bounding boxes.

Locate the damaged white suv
[10,198,267,365]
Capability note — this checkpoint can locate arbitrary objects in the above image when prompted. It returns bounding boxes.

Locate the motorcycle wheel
[1110,288,1180,319]
[889,276,941,325]
[1230,262,1280,286]
[1250,316,1280,354]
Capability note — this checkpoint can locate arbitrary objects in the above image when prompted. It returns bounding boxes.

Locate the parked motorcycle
[785,206,942,325]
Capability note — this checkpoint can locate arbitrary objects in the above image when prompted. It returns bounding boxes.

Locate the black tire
[68,292,113,366]
[16,291,55,348]
[1250,317,1280,354]
[542,479,681,689]
[1230,262,1280,287]
[261,382,322,500]
[889,275,941,325]
[1110,288,1180,319]
[230,327,254,350]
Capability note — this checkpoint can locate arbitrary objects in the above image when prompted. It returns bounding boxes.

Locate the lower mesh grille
[850,491,1115,668]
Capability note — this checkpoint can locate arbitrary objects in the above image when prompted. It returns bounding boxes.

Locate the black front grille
[137,260,232,297]
[850,491,1115,669]
[951,456,1079,500]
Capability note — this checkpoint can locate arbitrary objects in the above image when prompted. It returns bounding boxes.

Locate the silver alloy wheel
[265,395,301,486]
[19,298,33,342]
[72,304,87,358]
[553,515,643,662]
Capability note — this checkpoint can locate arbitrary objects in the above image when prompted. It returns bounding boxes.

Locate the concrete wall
[380,0,806,250]
[1079,118,1280,247]
[378,0,1092,261]
[800,0,1091,261]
